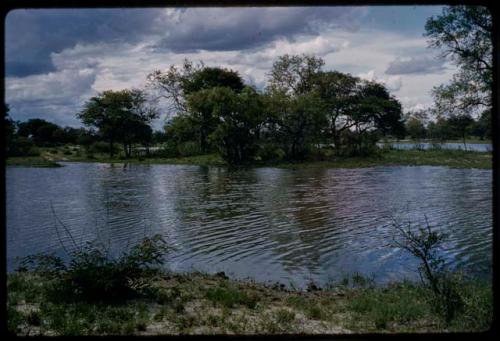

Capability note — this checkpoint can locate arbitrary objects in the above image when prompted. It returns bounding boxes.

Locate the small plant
[392,216,464,324]
[275,309,295,325]
[17,234,171,303]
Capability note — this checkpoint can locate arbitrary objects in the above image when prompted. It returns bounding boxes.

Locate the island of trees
[4,6,492,166]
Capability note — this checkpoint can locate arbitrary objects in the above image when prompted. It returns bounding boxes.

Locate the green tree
[405,116,427,141]
[147,60,245,117]
[17,118,61,146]
[78,89,158,158]
[267,54,325,96]
[185,89,220,154]
[266,90,327,160]
[313,71,359,149]
[4,104,16,156]
[207,86,265,163]
[425,6,492,117]
[147,59,203,115]
[184,67,245,95]
[447,114,474,150]
[354,81,405,139]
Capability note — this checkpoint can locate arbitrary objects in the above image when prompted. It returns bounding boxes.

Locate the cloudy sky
[5,6,456,129]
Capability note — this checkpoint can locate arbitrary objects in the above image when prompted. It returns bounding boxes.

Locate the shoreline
[6,148,493,170]
[7,270,492,335]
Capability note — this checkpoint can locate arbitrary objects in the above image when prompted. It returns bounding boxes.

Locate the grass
[5,156,62,168]
[272,149,491,170]
[7,271,492,335]
[7,145,491,170]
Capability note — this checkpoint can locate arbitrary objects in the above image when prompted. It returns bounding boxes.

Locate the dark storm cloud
[6,7,364,77]
[153,7,363,52]
[385,55,446,75]
[5,8,161,76]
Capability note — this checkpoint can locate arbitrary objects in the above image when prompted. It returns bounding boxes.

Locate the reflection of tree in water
[170,166,266,262]
[265,167,335,276]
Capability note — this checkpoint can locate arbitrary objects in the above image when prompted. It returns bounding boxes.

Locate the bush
[8,137,40,157]
[17,235,170,303]
[88,141,118,155]
[392,217,465,324]
[256,143,285,161]
[177,141,202,157]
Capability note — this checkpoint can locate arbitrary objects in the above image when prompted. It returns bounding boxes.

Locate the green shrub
[256,143,285,161]
[177,141,202,157]
[8,137,40,157]
[18,234,170,303]
[87,141,119,155]
[392,217,466,324]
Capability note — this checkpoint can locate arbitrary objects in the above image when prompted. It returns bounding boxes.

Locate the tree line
[4,6,492,163]
[4,53,491,164]
[145,55,409,163]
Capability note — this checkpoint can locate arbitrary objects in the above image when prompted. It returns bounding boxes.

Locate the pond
[6,163,492,288]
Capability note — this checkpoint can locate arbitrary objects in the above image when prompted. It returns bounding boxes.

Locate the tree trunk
[123,143,128,158]
[109,137,114,158]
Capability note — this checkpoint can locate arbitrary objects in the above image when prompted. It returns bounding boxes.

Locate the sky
[5,6,457,130]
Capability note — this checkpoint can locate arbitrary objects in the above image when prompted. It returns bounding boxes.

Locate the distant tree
[152,130,168,144]
[406,116,427,141]
[76,128,98,147]
[16,118,61,146]
[447,114,474,149]
[134,122,153,156]
[425,6,492,117]
[4,104,16,155]
[78,89,158,158]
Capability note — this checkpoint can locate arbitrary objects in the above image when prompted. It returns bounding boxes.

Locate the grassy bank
[5,156,62,168]
[275,149,492,170]
[6,147,491,169]
[7,271,492,335]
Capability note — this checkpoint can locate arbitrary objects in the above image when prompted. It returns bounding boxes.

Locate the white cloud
[5,9,458,127]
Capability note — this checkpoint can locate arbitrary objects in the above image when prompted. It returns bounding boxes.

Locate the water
[6,163,492,288]
[378,142,492,152]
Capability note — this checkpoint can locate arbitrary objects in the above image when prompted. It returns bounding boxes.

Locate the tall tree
[147,60,245,117]
[78,89,158,158]
[208,86,265,163]
[267,54,325,96]
[146,59,203,115]
[425,6,492,116]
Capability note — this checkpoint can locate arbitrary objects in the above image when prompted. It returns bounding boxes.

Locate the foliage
[406,116,427,141]
[392,217,464,324]
[78,89,158,158]
[267,54,325,96]
[425,6,492,117]
[207,86,266,163]
[17,234,170,303]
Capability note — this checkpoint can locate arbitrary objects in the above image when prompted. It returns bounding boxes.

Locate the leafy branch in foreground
[391,216,464,324]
